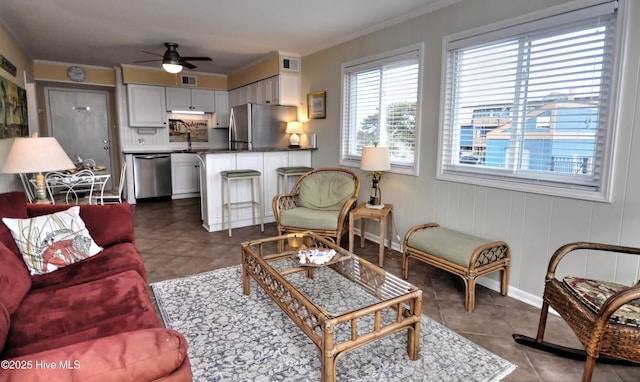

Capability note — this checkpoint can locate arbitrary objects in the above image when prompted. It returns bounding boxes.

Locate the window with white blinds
[340,45,422,175]
[438,1,620,201]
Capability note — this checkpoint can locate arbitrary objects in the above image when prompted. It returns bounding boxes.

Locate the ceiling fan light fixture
[162,42,182,73]
[162,63,183,73]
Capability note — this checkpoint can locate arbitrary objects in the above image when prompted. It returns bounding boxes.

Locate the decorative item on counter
[169,119,209,143]
[309,133,317,148]
[286,121,304,148]
[297,248,337,265]
[360,144,391,209]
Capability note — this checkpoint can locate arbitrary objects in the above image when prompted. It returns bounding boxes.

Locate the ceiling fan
[136,42,212,73]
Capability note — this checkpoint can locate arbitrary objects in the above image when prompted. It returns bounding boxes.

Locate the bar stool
[276,166,314,194]
[221,169,264,237]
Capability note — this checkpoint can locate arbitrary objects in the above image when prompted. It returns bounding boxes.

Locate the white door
[46,88,112,188]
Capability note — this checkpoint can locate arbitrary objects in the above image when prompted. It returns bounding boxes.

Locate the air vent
[281,57,300,72]
[180,75,197,86]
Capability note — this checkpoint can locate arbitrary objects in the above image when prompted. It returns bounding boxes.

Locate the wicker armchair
[272,168,360,248]
[513,242,640,382]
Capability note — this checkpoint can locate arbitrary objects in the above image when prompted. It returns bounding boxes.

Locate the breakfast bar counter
[198,149,313,232]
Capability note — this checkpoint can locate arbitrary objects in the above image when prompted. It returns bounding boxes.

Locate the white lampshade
[360,146,391,172]
[162,63,183,74]
[285,121,304,135]
[1,136,75,174]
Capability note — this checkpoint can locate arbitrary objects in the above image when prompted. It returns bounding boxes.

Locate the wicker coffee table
[241,231,422,382]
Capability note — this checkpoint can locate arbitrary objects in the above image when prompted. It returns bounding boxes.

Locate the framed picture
[168,118,209,142]
[307,91,326,119]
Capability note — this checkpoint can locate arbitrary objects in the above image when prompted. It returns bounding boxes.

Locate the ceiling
[0,0,456,75]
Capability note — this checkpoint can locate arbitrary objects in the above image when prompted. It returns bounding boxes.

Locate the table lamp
[1,134,75,204]
[360,145,390,209]
[286,121,304,148]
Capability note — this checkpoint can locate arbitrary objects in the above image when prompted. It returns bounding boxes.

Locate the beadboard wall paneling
[302,0,640,302]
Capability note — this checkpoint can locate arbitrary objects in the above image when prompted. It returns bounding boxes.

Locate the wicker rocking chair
[513,242,640,382]
[273,168,360,249]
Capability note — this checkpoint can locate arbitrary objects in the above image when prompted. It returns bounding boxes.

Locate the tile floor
[133,198,639,381]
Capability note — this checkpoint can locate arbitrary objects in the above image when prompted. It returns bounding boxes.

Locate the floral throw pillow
[563,276,640,327]
[2,206,103,275]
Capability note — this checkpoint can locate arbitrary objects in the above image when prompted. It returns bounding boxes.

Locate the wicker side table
[349,202,393,267]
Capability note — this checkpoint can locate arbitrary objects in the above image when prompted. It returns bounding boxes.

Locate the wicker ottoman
[402,223,510,312]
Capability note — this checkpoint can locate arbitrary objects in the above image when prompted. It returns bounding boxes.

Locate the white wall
[301,0,640,303]
[0,139,22,193]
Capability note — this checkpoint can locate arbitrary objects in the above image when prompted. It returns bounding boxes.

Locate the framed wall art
[168,118,209,142]
[307,91,326,119]
[0,75,28,138]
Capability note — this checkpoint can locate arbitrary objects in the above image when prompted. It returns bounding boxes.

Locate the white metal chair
[45,169,96,204]
[19,173,36,202]
[91,162,126,204]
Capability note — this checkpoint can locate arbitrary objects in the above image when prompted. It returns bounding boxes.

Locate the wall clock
[67,66,86,82]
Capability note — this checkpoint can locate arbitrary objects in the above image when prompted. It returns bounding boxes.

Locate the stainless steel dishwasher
[133,154,172,199]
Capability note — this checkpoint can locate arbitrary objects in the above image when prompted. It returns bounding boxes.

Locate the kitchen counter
[122,147,316,155]
[123,148,315,208]
[199,149,312,232]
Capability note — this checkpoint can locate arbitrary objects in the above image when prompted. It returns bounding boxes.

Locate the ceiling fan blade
[133,59,162,64]
[181,61,197,70]
[180,56,212,61]
[142,50,164,57]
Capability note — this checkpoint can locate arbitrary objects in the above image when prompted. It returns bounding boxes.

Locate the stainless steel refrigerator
[228,103,297,150]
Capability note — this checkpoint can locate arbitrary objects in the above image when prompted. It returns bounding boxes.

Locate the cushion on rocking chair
[563,276,640,327]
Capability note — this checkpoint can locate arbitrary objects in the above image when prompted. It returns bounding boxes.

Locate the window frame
[437,0,625,202]
[340,43,424,176]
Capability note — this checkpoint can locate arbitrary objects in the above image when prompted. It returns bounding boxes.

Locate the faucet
[187,131,192,152]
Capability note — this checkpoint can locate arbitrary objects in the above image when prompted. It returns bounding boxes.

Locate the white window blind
[341,46,421,175]
[439,1,619,201]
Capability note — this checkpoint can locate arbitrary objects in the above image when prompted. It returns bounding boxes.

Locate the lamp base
[35,172,51,204]
[288,145,301,149]
[365,203,384,209]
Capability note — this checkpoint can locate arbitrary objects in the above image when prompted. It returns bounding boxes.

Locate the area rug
[151,264,516,381]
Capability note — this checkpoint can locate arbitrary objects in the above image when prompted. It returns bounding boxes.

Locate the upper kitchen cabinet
[127,84,166,128]
[278,74,300,107]
[229,74,300,107]
[214,91,230,128]
[166,87,216,113]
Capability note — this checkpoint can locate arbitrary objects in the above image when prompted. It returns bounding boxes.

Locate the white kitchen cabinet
[214,91,229,127]
[278,74,300,106]
[171,153,201,198]
[166,87,215,113]
[127,84,166,127]
[261,76,279,105]
[246,82,259,104]
[227,74,300,108]
[229,86,246,108]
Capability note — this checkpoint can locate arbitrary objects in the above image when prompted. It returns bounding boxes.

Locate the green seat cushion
[406,226,493,267]
[221,169,261,178]
[276,166,313,174]
[563,276,640,327]
[280,207,340,231]
[298,173,355,211]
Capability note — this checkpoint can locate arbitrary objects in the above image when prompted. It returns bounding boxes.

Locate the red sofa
[0,192,191,381]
